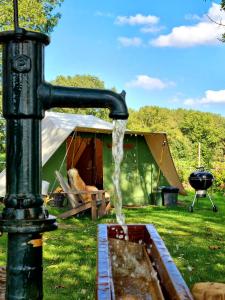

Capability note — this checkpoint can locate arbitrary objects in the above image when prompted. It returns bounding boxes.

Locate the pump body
[0,28,128,299]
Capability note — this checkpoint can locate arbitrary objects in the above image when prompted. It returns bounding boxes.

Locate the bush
[211,162,225,191]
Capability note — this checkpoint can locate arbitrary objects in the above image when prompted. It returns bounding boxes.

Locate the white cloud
[151,22,222,47]
[151,3,225,47]
[118,37,143,47]
[184,98,196,106]
[115,13,162,34]
[201,90,225,103]
[169,94,184,103]
[184,89,225,106]
[95,11,113,18]
[115,14,159,26]
[141,25,165,33]
[185,14,202,22]
[126,75,174,90]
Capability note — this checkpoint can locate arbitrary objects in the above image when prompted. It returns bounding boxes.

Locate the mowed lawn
[0,193,224,299]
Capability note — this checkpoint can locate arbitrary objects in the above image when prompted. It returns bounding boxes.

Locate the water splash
[112,119,127,226]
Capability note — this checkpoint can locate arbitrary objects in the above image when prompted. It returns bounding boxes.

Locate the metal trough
[97,224,193,300]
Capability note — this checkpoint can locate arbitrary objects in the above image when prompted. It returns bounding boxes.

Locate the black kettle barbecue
[188,167,217,212]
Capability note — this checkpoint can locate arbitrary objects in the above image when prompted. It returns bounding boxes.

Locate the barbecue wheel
[189,206,194,212]
[212,205,218,212]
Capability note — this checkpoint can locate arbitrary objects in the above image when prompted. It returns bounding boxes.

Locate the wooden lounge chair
[55,171,80,208]
[54,171,110,220]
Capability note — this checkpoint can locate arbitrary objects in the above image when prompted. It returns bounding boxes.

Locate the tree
[0,0,64,167]
[127,105,225,188]
[220,1,225,41]
[221,0,225,10]
[51,74,114,120]
[179,110,225,166]
[0,0,64,83]
[0,0,64,33]
[0,0,64,104]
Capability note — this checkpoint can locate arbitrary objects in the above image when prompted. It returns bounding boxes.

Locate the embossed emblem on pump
[12,54,31,73]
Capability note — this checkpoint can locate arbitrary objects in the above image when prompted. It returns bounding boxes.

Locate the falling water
[112,119,127,226]
[111,120,165,298]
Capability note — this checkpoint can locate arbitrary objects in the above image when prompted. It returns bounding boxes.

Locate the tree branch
[207,14,225,27]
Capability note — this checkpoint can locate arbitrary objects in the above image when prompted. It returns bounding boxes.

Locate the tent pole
[93,136,97,186]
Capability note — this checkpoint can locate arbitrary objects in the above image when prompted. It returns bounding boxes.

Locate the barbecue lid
[188,167,214,191]
[189,169,214,181]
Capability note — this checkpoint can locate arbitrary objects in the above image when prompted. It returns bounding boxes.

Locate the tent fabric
[66,136,103,188]
[73,137,103,188]
[66,136,90,169]
[42,112,113,166]
[0,112,113,197]
[0,112,185,197]
[144,134,186,195]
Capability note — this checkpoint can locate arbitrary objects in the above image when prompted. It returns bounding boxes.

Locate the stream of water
[111,120,164,299]
[112,119,127,226]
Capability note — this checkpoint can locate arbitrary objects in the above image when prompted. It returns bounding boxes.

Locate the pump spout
[39,83,129,120]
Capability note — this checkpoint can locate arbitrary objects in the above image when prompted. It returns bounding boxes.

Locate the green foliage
[0,0,64,168]
[0,0,64,33]
[0,118,5,152]
[0,0,64,94]
[212,161,225,190]
[127,106,225,189]
[51,74,113,121]
[52,75,105,89]
[179,110,225,166]
[0,0,64,85]
[218,1,225,41]
[0,89,5,170]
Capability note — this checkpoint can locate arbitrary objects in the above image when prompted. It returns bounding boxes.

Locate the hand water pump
[0,1,128,298]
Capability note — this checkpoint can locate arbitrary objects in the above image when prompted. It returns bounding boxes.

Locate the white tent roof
[42,112,113,166]
[0,112,114,197]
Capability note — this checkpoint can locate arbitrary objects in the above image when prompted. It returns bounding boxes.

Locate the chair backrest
[55,170,82,208]
[67,168,90,202]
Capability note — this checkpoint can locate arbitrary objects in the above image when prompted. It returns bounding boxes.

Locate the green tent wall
[42,131,168,206]
[102,134,168,205]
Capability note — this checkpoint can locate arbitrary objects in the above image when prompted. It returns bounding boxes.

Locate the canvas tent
[0,112,185,206]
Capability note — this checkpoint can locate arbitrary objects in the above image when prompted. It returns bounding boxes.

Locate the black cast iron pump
[0,1,129,299]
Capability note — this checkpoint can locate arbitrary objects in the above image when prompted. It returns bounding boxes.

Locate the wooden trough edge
[96,224,193,300]
[146,224,193,299]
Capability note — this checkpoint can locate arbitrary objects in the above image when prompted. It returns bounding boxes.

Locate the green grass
[0,193,224,299]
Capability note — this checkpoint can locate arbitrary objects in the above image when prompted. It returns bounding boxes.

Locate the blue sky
[45,0,225,116]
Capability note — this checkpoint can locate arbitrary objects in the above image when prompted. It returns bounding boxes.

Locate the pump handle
[13,0,19,30]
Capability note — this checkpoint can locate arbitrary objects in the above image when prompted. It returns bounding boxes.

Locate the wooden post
[98,192,106,217]
[198,142,201,167]
[91,194,97,220]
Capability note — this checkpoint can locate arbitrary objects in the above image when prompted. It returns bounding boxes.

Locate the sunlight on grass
[0,193,224,299]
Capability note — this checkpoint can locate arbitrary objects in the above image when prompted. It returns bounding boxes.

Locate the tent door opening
[66,134,103,190]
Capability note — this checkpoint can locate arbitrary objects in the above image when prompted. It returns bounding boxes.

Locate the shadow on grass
[0,194,224,299]
[43,214,98,300]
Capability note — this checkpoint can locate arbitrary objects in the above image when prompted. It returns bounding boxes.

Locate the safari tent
[0,112,185,206]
